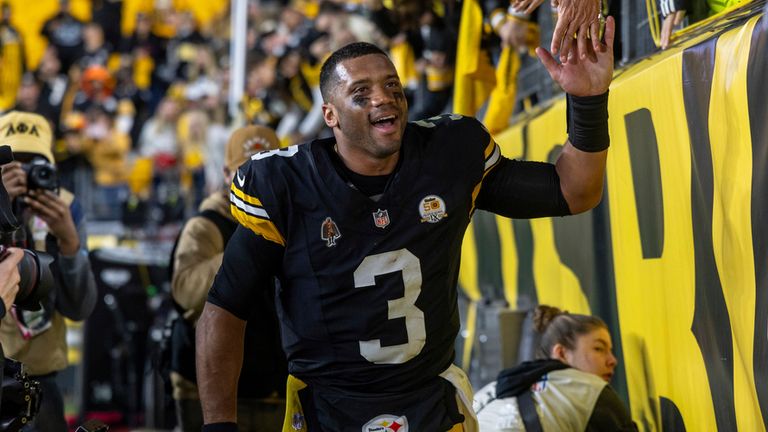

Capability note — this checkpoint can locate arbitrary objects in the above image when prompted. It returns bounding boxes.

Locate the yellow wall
[461,6,768,431]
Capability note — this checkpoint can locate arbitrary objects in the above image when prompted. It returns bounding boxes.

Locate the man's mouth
[371,114,399,132]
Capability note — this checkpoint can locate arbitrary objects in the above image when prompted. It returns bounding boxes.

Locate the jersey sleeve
[476,157,572,218]
[229,158,286,246]
[207,225,284,320]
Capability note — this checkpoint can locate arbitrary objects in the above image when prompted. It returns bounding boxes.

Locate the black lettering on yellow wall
[624,109,664,259]
[660,397,687,432]
[747,16,768,428]
[473,211,505,300]
[511,219,537,308]
[683,37,736,431]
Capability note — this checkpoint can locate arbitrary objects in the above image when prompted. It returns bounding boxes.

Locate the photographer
[0,111,97,431]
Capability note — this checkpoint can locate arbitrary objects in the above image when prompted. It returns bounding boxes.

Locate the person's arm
[197,226,283,427]
[25,192,97,320]
[538,16,615,214]
[172,216,225,321]
[196,302,245,428]
[551,0,604,62]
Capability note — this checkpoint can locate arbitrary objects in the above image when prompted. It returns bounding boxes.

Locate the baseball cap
[225,125,279,172]
[0,111,54,163]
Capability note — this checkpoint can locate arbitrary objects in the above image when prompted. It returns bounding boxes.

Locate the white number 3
[354,249,426,364]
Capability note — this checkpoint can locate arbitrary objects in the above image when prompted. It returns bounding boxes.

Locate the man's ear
[322,103,338,128]
[551,343,568,362]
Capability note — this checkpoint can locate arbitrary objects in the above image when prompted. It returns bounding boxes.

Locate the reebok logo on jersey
[419,195,447,223]
[321,217,341,247]
[362,415,408,432]
[236,169,246,188]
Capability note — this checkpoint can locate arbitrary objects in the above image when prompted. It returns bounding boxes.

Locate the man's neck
[333,144,399,176]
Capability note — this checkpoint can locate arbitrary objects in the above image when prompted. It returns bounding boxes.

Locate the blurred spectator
[0,1,24,112]
[138,96,179,161]
[78,22,112,69]
[67,64,118,116]
[274,47,325,146]
[241,52,287,129]
[177,109,208,210]
[91,0,123,51]
[659,0,743,49]
[170,125,287,431]
[409,7,455,120]
[34,47,69,126]
[12,74,56,123]
[40,0,85,73]
[80,105,131,220]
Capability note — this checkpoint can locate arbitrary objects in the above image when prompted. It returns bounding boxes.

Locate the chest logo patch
[321,217,341,247]
[372,208,390,228]
[419,195,447,223]
[362,415,408,432]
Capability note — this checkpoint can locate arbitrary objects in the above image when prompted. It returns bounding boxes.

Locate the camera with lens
[21,159,58,192]
[0,145,54,427]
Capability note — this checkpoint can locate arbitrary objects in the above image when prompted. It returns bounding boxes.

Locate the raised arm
[538,16,614,214]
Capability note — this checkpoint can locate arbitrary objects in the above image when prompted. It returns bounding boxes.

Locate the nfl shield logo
[372,209,390,228]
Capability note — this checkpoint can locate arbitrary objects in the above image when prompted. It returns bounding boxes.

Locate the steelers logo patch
[362,414,408,432]
[418,195,447,223]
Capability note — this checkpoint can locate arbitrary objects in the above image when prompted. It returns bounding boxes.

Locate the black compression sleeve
[476,157,572,218]
[207,226,284,321]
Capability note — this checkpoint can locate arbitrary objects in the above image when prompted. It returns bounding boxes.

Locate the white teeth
[373,115,396,123]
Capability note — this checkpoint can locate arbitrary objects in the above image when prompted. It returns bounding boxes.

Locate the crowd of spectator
[0,0,751,228]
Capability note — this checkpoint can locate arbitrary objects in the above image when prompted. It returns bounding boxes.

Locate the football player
[197,16,615,432]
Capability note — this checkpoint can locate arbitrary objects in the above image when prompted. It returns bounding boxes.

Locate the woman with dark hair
[474,305,637,431]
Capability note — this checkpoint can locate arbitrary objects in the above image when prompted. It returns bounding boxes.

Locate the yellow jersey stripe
[231,183,265,207]
[230,204,285,246]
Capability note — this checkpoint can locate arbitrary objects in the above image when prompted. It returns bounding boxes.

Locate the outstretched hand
[551,0,603,62]
[536,15,614,97]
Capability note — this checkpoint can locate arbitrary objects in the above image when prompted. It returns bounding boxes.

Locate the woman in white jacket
[473,305,637,431]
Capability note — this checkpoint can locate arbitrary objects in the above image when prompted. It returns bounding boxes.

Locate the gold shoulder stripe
[230,204,285,246]
[483,136,496,159]
[231,183,264,207]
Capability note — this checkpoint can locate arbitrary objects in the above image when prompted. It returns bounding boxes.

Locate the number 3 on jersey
[354,249,426,364]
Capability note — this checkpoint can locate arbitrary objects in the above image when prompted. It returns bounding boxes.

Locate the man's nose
[370,87,394,106]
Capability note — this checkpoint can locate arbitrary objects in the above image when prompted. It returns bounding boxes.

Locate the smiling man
[197,23,615,431]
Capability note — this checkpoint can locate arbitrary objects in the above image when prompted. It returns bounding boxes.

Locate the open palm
[536,16,615,97]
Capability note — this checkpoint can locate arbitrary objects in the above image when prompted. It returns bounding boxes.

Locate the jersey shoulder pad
[229,145,305,246]
[412,114,500,176]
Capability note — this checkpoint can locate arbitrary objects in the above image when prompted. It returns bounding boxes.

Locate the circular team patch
[419,195,447,223]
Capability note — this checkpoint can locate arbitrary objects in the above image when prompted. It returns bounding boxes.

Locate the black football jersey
[229,114,500,392]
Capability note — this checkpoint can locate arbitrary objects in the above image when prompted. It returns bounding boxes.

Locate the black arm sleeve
[207,226,284,321]
[586,386,639,431]
[475,157,572,218]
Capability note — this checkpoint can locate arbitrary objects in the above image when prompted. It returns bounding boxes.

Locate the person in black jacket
[474,305,638,431]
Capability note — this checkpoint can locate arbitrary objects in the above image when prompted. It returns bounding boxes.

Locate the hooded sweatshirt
[474,359,638,431]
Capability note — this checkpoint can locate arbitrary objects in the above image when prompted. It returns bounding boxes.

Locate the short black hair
[319,42,389,102]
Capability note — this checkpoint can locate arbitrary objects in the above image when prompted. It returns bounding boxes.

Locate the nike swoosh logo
[236,170,246,188]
